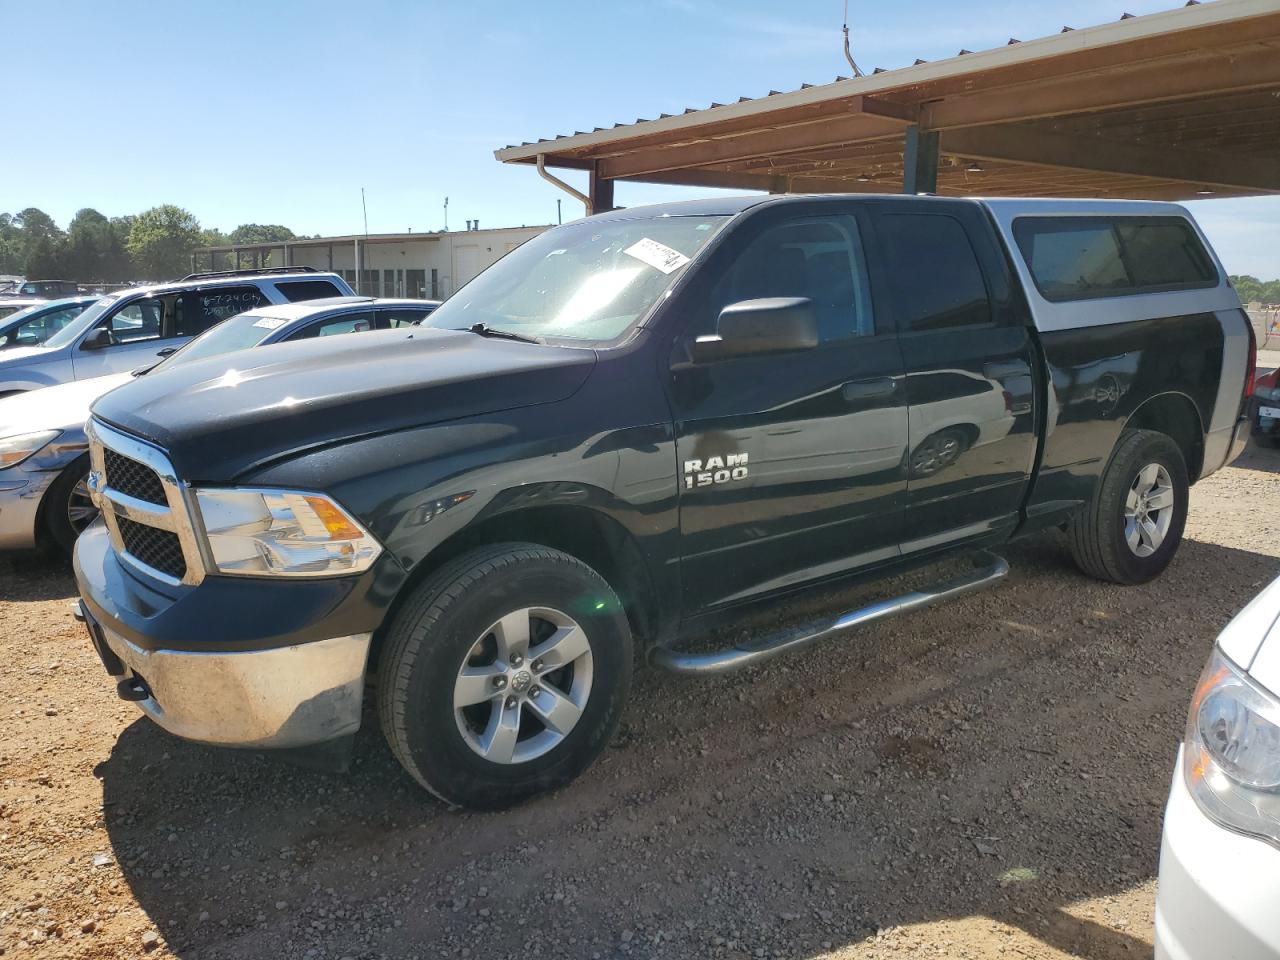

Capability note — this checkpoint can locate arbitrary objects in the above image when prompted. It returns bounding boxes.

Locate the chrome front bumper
[77,601,371,749]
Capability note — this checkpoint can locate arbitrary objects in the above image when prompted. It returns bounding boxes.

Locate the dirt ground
[3,445,1279,960]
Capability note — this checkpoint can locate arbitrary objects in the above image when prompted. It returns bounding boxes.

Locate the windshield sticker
[624,238,691,274]
[251,317,287,330]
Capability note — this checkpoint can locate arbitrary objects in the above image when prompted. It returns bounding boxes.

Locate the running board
[649,551,1009,676]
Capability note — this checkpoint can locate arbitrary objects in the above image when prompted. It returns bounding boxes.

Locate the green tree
[228,223,296,245]
[64,208,125,281]
[25,234,65,277]
[126,205,202,280]
[0,213,20,274]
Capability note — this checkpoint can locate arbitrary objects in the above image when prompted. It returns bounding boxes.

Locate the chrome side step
[649,551,1009,676]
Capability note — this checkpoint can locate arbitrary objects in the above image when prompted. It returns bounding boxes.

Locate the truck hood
[90,327,597,481]
[0,372,132,435]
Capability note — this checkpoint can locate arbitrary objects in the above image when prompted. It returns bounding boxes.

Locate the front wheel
[1068,429,1188,584]
[42,455,99,559]
[377,543,632,809]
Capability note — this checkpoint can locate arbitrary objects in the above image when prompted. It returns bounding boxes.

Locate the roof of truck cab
[580,193,1209,223]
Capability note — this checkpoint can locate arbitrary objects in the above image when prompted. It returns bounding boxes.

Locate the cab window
[705,214,875,342]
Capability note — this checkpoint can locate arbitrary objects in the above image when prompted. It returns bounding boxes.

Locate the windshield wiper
[467,322,542,345]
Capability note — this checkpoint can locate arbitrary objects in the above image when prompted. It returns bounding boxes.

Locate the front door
[71,296,171,379]
[668,202,909,613]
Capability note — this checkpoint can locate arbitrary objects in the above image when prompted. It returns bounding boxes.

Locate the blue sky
[7,0,1278,278]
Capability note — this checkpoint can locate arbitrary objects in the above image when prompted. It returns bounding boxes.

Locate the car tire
[1068,429,1189,585]
[41,455,98,559]
[377,542,633,809]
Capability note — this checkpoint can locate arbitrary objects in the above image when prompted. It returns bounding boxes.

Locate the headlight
[0,430,59,469]
[194,487,381,577]
[1184,648,1280,849]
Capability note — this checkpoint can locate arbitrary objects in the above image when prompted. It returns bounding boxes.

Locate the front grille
[104,448,167,505]
[116,515,187,580]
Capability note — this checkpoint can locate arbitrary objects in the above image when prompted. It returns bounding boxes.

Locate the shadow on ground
[91,530,1278,959]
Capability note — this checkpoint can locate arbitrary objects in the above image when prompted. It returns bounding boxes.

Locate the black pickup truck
[73,195,1254,809]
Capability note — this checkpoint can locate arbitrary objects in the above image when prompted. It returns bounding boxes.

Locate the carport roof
[496,0,1280,201]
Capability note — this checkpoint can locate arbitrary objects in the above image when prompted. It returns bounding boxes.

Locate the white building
[193,224,549,299]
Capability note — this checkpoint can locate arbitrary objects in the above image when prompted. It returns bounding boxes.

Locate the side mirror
[81,328,113,351]
[691,297,819,363]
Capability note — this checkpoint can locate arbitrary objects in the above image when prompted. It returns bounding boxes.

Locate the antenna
[444,196,449,232]
[842,0,865,78]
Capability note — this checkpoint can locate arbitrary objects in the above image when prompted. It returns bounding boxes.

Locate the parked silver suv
[0,268,354,397]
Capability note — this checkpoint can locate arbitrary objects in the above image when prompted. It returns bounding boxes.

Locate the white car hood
[1217,574,1280,695]
[0,372,133,435]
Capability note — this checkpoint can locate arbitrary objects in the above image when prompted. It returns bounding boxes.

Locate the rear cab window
[1013,216,1218,302]
[877,213,993,331]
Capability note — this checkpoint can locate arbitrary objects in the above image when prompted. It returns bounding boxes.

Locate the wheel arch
[1123,391,1205,482]
[372,503,661,670]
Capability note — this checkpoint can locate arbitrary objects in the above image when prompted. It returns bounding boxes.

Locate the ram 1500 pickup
[72,195,1255,809]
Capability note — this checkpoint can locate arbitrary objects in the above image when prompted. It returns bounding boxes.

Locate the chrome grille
[103,448,167,505]
[116,516,187,579]
[87,419,205,586]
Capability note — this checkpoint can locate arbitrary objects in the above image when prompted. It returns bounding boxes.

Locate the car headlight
[193,487,381,577]
[1183,648,1280,849]
[0,430,59,469]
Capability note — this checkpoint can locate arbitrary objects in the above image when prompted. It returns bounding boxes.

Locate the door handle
[842,377,897,402]
[983,360,1031,380]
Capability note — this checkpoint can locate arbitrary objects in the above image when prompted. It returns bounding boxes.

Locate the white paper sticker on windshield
[624,238,691,274]
[251,317,287,330]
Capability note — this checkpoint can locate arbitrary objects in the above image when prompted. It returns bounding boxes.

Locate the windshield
[422,214,729,342]
[151,309,289,371]
[43,294,120,349]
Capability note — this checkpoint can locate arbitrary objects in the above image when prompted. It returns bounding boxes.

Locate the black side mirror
[81,328,113,351]
[691,297,819,363]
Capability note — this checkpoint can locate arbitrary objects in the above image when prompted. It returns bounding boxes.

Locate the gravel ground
[3,443,1279,960]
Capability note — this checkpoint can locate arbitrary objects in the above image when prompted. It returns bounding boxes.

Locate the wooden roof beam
[595,97,914,180]
[923,42,1280,130]
[943,121,1280,193]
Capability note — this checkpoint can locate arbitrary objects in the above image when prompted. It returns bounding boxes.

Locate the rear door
[669,201,909,612]
[866,200,1038,550]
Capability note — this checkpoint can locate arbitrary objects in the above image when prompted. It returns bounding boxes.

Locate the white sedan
[1156,576,1280,960]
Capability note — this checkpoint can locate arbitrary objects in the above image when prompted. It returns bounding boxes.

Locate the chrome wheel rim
[453,606,593,765]
[66,473,99,533]
[1124,462,1174,558]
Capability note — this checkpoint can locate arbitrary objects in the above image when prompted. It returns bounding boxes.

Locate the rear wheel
[377,543,632,809]
[42,455,98,559]
[1068,429,1188,584]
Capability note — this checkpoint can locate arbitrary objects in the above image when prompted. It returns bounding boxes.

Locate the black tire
[1068,429,1189,585]
[41,455,97,559]
[377,542,633,809]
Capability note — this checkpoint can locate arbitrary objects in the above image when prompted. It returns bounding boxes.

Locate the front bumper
[1155,747,1280,960]
[73,520,403,749]
[78,600,370,748]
